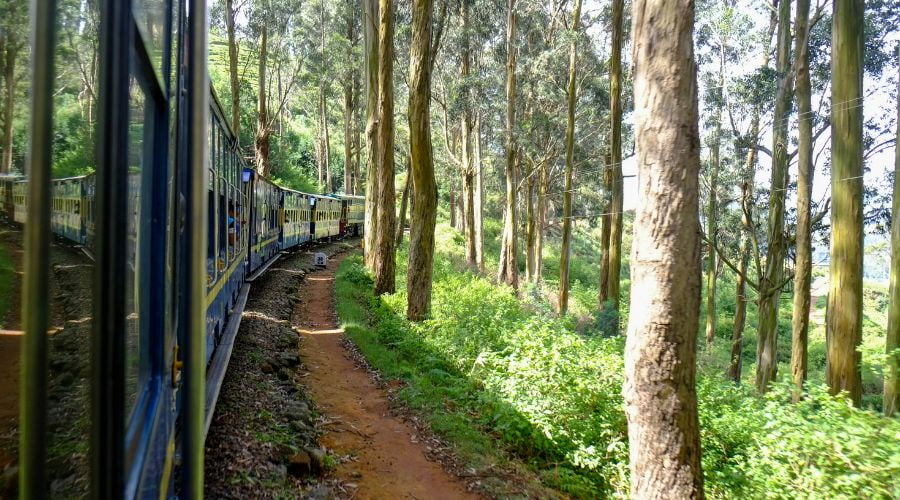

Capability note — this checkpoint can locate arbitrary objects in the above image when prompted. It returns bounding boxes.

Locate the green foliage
[337,234,900,498]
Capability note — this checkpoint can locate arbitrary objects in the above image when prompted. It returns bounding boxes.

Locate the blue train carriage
[338,194,365,236]
[281,187,312,249]
[312,194,341,240]
[12,179,26,224]
[245,168,282,275]
[50,176,87,243]
[81,173,96,249]
[205,105,250,365]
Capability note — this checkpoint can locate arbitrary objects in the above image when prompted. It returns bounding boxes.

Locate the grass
[336,220,900,498]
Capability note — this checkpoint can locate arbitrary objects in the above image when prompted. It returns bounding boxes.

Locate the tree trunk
[363,0,380,270]
[462,125,476,268]
[625,0,705,496]
[407,0,438,320]
[826,0,864,406]
[343,3,355,193]
[474,112,484,271]
[598,152,612,306]
[884,46,900,417]
[606,0,625,327]
[396,160,410,246]
[449,189,457,229]
[535,158,548,283]
[791,0,813,402]
[344,82,354,193]
[255,24,270,176]
[558,0,582,316]
[460,0,476,269]
[755,0,793,394]
[525,166,536,281]
[730,12,774,384]
[321,0,333,192]
[372,0,396,296]
[729,120,759,384]
[498,0,519,290]
[323,91,333,192]
[225,0,241,142]
[705,45,724,348]
[1,43,15,174]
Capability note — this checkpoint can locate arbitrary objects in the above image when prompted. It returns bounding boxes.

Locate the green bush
[336,244,900,498]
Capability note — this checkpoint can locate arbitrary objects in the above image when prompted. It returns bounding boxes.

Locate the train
[6,0,364,494]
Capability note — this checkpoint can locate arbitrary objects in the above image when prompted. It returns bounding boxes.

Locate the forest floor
[0,224,23,482]
[292,252,480,500]
[205,240,353,498]
[0,221,95,499]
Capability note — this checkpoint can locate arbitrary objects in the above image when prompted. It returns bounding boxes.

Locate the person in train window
[228,206,236,246]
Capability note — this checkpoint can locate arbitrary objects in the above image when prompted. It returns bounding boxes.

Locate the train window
[124,77,148,422]
[208,171,216,286]
[218,177,226,267]
[133,0,167,83]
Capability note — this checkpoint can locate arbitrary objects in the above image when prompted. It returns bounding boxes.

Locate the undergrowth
[335,240,900,498]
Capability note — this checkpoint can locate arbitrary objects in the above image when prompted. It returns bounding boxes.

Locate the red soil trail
[0,228,24,470]
[293,253,479,500]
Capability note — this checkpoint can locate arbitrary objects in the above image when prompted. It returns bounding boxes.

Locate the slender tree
[624,0,704,496]
[474,112,485,271]
[225,0,241,141]
[497,0,519,290]
[372,0,397,295]
[728,11,776,383]
[885,45,900,417]
[756,0,793,393]
[558,0,582,316]
[363,0,380,269]
[407,0,445,319]
[826,0,864,406]
[790,0,813,401]
[599,152,612,306]
[605,0,625,325]
[396,158,410,246]
[705,36,725,348]
[255,23,271,175]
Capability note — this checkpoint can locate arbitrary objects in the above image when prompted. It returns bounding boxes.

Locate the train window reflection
[125,77,147,421]
[133,0,167,80]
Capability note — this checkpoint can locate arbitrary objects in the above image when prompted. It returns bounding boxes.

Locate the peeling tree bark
[372,0,396,296]
[624,0,704,496]
[826,0,864,406]
[362,0,380,270]
[407,0,440,320]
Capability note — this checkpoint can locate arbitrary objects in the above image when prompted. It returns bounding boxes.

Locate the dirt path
[293,254,479,500]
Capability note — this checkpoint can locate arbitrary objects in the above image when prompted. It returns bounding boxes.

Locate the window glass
[133,0,167,80]
[125,77,147,420]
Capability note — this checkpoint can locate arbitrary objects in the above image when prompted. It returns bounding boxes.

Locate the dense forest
[3,0,900,497]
